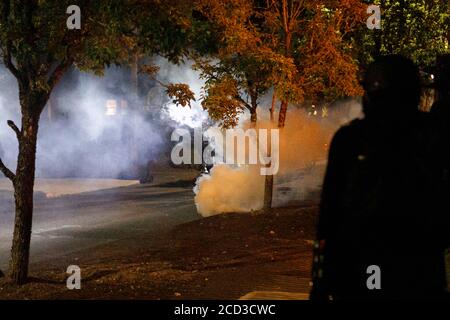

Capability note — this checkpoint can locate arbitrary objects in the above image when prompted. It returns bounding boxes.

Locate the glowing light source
[106,99,117,116]
[165,103,208,128]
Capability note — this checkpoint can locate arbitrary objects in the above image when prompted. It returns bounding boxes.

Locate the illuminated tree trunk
[10,116,39,284]
[270,91,276,122]
[248,82,258,124]
[265,98,287,209]
[249,104,257,124]
[278,100,288,128]
[267,2,294,209]
[263,136,274,209]
[264,0,300,209]
[9,89,47,284]
[278,26,292,128]
[264,92,277,209]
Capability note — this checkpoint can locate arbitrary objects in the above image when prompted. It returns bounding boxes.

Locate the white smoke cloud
[0,71,20,170]
[0,65,164,179]
[155,57,209,128]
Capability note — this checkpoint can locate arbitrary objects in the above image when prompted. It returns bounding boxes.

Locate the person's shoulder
[334,118,365,138]
[330,119,365,147]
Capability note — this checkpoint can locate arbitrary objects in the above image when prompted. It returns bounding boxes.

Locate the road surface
[0,169,201,270]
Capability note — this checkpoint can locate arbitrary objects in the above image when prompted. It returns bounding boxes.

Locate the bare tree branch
[0,158,15,182]
[7,120,21,141]
[2,46,21,81]
[235,94,252,111]
[47,58,74,90]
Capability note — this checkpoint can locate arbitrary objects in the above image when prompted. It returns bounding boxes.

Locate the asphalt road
[0,170,201,270]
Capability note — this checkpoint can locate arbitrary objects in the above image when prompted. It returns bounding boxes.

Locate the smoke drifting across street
[0,57,361,213]
[0,67,160,180]
[0,58,209,181]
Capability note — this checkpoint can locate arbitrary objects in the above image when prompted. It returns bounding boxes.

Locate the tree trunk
[264,6,293,210]
[250,108,257,123]
[263,123,273,210]
[248,84,258,125]
[264,92,277,209]
[263,171,274,209]
[277,24,291,129]
[278,100,288,129]
[9,88,46,284]
[270,91,276,123]
[265,99,288,209]
[131,52,139,100]
[130,52,139,177]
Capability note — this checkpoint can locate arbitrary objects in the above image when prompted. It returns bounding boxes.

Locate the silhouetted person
[311,55,448,300]
[430,54,450,206]
[431,54,450,117]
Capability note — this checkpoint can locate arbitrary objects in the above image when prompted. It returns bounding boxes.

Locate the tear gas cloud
[0,57,362,217]
[155,57,208,128]
[0,68,154,179]
[194,98,362,217]
[0,58,207,180]
[194,164,265,216]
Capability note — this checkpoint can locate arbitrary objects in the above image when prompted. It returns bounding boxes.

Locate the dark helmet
[361,55,421,119]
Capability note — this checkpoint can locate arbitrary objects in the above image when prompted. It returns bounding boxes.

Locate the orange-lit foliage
[195,0,366,128]
[262,0,366,127]
[140,64,196,108]
[298,1,366,102]
[194,0,300,127]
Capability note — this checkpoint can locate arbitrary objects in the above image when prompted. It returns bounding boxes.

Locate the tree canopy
[359,0,450,68]
[191,0,365,128]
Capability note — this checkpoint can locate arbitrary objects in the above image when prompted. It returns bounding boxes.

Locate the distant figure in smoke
[311,55,449,300]
[139,160,155,184]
